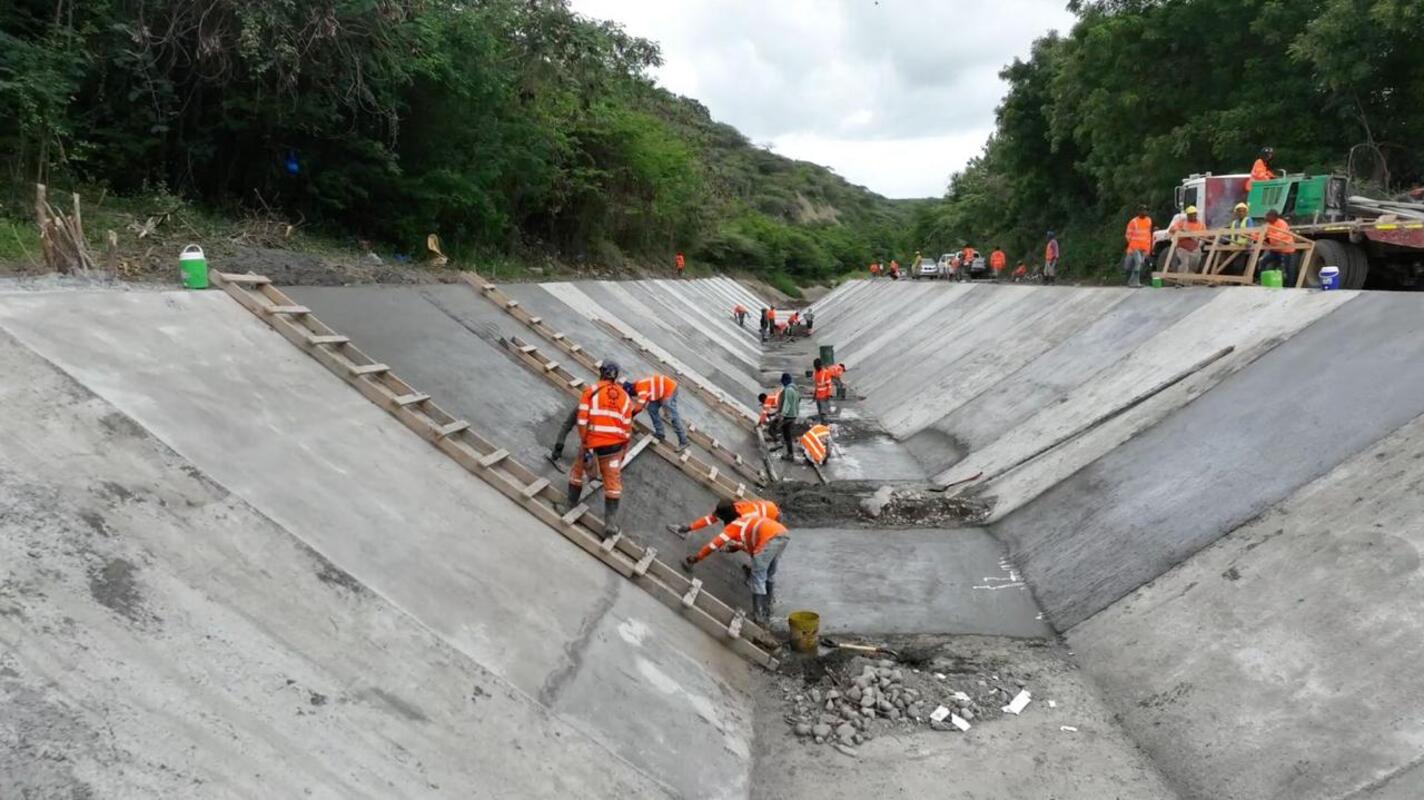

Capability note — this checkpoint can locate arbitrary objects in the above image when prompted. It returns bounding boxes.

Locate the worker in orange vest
[888,260,900,280]
[870,262,881,278]
[624,373,688,451]
[811,358,846,423]
[961,245,977,266]
[675,252,686,277]
[732,304,747,327]
[1260,209,1299,286]
[682,504,790,623]
[569,361,634,538]
[1167,205,1207,273]
[668,497,780,538]
[1246,147,1276,192]
[1044,231,1060,284]
[989,246,1007,278]
[1013,262,1028,282]
[800,423,832,466]
[1124,205,1153,288]
[757,389,782,428]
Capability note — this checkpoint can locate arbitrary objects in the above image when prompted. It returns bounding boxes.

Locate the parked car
[914,258,943,279]
[958,255,993,281]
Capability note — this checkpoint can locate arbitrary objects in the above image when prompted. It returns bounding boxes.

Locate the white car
[914,258,943,279]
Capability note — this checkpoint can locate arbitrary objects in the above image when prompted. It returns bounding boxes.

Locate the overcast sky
[568,0,1076,199]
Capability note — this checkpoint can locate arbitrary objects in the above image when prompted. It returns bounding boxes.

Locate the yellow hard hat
[1185,205,1199,214]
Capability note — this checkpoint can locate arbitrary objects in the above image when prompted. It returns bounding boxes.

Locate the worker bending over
[683,501,790,624]
[625,373,689,452]
[800,423,832,466]
[757,390,781,427]
[812,358,847,423]
[733,304,748,327]
[569,361,633,538]
[667,497,779,537]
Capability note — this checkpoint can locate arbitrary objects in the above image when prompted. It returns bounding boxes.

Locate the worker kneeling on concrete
[682,501,790,624]
[800,423,832,466]
[624,373,689,452]
[668,498,780,538]
[569,361,634,539]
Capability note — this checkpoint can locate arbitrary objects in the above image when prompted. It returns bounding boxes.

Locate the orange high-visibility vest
[800,424,831,465]
[1126,216,1153,253]
[631,375,677,404]
[675,253,685,269]
[990,250,1007,270]
[687,499,781,532]
[1045,239,1059,261]
[1246,159,1275,191]
[693,514,787,562]
[1170,219,1206,252]
[1265,218,1295,253]
[733,304,746,314]
[578,380,633,449]
[813,365,844,400]
[759,390,781,424]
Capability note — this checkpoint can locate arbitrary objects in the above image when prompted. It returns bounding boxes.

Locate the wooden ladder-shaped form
[503,335,754,502]
[460,273,759,433]
[210,271,777,669]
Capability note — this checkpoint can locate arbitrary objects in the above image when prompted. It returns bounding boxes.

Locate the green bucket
[180,244,209,289]
[1151,276,1163,288]
[1260,269,1284,289]
[819,344,835,365]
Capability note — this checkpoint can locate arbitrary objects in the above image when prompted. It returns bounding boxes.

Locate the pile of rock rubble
[781,654,1034,750]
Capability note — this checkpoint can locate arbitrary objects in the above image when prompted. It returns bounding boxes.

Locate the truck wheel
[1305,239,1351,288]
[1345,242,1370,289]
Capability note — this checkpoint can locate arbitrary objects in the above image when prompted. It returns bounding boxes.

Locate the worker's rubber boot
[602,498,621,540]
[566,483,582,513]
[765,582,776,613]
[751,594,769,625]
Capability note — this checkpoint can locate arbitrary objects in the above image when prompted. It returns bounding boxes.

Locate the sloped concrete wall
[0,291,757,800]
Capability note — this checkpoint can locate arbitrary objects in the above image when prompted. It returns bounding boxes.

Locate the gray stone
[860,693,876,708]
[891,669,904,682]
[825,689,840,701]
[825,700,834,711]
[847,685,863,702]
[888,709,901,721]
[794,723,813,737]
[877,699,893,713]
[862,708,876,719]
[961,708,975,721]
[860,485,895,518]
[813,723,832,738]
[836,723,856,740]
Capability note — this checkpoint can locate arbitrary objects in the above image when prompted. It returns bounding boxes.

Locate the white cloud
[570,0,1074,197]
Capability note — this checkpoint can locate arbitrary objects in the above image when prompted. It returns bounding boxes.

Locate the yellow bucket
[787,611,820,653]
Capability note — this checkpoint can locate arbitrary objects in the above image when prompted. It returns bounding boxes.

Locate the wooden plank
[306,335,350,346]
[265,305,311,316]
[682,579,703,608]
[728,611,745,640]
[437,420,471,438]
[600,533,622,554]
[349,363,390,376]
[393,393,431,407]
[521,477,550,499]
[561,503,589,525]
[634,548,658,577]
[219,273,272,285]
[478,448,510,468]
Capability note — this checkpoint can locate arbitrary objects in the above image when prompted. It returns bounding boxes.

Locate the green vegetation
[0,0,913,282]
[911,0,1424,280]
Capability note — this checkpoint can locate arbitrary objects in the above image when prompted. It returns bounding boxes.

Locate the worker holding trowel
[682,501,790,624]
[800,423,832,466]
[667,497,780,538]
[568,361,633,539]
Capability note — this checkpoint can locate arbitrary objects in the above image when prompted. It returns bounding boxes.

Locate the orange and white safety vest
[1246,159,1275,191]
[759,391,781,425]
[693,514,787,562]
[631,374,678,404]
[990,250,1007,270]
[578,380,633,449]
[688,499,780,532]
[813,365,844,400]
[800,424,831,465]
[1126,216,1153,253]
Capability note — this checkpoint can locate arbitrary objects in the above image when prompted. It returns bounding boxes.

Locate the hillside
[0,0,913,286]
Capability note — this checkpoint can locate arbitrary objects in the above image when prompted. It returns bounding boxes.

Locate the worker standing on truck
[1260,210,1299,286]
[1246,147,1277,191]
[1124,205,1153,288]
[776,373,801,461]
[989,246,1007,278]
[667,498,780,538]
[1044,231,1060,285]
[569,361,633,539]
[682,503,790,624]
[625,373,689,452]
[812,358,846,423]
[1168,206,1207,273]
[800,423,832,466]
